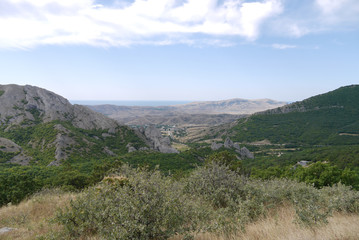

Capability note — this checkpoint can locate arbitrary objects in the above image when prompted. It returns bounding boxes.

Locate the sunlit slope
[228,85,359,145]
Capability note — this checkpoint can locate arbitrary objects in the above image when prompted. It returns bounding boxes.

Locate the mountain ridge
[222,85,359,145]
[88,98,287,126]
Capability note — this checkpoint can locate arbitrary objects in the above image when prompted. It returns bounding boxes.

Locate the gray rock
[211,142,223,150]
[128,146,137,152]
[0,227,16,234]
[139,125,179,153]
[224,137,234,148]
[102,133,112,138]
[108,128,116,134]
[10,153,32,165]
[48,133,76,166]
[54,124,70,134]
[0,137,22,153]
[103,147,116,156]
[233,143,241,151]
[139,147,149,151]
[237,147,254,159]
[297,160,310,167]
[126,143,137,153]
[0,84,119,130]
[0,137,32,165]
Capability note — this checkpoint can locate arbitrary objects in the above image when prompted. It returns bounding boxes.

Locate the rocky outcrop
[0,84,119,130]
[237,147,254,159]
[211,137,254,160]
[10,153,32,165]
[293,160,311,169]
[0,84,150,167]
[211,142,223,150]
[103,147,116,156]
[224,138,234,148]
[0,137,32,165]
[137,125,179,153]
[126,143,137,153]
[48,133,76,166]
[52,124,77,165]
[125,143,150,153]
[0,137,22,153]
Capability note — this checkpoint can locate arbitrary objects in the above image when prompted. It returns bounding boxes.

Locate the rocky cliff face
[211,137,254,160]
[137,125,179,154]
[0,84,118,130]
[0,84,146,166]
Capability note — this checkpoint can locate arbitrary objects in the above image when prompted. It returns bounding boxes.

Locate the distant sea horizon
[70,100,193,107]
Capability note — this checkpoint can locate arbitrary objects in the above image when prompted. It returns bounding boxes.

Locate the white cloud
[315,0,349,14]
[0,0,283,48]
[266,0,359,39]
[315,0,359,24]
[272,43,296,49]
[1,0,359,49]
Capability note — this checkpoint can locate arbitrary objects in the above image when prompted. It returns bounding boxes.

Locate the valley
[1,84,359,239]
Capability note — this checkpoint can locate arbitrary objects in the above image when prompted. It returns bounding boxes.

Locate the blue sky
[0,0,358,102]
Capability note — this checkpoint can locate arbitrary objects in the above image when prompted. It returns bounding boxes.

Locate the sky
[0,0,358,102]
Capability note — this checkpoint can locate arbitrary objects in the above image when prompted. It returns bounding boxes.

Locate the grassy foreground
[0,189,359,240]
[0,189,75,240]
[181,208,359,240]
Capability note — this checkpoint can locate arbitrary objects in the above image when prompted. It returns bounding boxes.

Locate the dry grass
[1,192,359,240]
[173,206,359,240]
[0,189,76,240]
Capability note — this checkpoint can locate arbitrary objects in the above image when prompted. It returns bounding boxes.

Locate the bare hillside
[88,98,286,126]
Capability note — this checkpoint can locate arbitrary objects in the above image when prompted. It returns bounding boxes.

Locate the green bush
[185,162,245,209]
[55,164,359,239]
[321,183,359,213]
[56,165,207,240]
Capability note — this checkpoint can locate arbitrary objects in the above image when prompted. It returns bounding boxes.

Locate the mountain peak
[0,84,118,130]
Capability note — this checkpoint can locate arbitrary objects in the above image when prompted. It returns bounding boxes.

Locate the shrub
[321,183,359,213]
[55,164,359,239]
[56,165,206,240]
[242,178,332,226]
[185,162,246,209]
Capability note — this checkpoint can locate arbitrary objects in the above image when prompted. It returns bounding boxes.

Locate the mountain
[0,84,146,166]
[0,84,118,130]
[223,85,359,145]
[88,98,286,126]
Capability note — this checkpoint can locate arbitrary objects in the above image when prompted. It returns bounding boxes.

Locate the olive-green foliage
[205,151,242,172]
[0,120,146,166]
[0,151,19,163]
[0,158,124,207]
[228,85,359,145]
[293,162,342,188]
[119,147,212,173]
[57,165,208,240]
[0,167,41,205]
[249,145,359,170]
[321,183,359,213]
[56,163,359,239]
[251,162,359,190]
[0,90,4,97]
[185,162,245,209]
[0,119,148,206]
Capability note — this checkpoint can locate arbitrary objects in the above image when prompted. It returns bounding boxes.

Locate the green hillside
[228,85,359,145]
[219,85,359,187]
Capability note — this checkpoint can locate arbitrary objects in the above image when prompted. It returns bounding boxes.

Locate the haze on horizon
[0,0,358,103]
